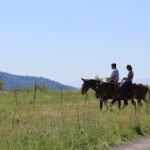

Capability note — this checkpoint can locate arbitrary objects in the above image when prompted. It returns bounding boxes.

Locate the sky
[0,0,150,85]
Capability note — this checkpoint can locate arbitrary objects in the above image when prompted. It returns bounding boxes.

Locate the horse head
[81,78,100,94]
[81,78,90,95]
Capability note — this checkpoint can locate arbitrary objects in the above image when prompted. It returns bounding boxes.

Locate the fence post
[85,93,87,105]
[14,89,18,105]
[34,82,37,104]
[61,86,63,105]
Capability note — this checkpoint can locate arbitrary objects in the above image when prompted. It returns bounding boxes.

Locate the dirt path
[109,136,150,150]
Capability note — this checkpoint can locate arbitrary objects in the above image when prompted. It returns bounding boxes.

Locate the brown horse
[95,81,136,110]
[81,78,111,109]
[133,84,150,105]
[110,83,149,107]
[81,78,129,110]
[81,78,98,94]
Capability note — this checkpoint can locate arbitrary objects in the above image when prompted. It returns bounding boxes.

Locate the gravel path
[109,136,150,150]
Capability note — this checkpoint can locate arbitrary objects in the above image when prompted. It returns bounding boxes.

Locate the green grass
[0,89,150,150]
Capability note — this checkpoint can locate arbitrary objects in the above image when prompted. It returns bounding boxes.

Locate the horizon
[1,70,150,88]
[1,0,150,84]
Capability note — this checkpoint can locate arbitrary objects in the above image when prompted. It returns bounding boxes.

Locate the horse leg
[104,99,109,110]
[131,99,136,110]
[109,98,118,111]
[111,98,118,105]
[122,100,128,109]
[99,99,103,111]
[137,99,142,107]
[118,100,121,110]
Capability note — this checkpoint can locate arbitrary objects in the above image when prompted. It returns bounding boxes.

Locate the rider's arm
[107,70,115,81]
[123,71,133,81]
[107,75,115,81]
[123,77,128,80]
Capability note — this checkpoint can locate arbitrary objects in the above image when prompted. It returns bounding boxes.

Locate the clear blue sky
[0,0,150,83]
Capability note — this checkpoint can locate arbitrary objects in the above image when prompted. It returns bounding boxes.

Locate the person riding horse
[118,65,134,99]
[106,63,119,83]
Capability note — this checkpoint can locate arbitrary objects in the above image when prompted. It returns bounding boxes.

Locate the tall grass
[0,89,150,150]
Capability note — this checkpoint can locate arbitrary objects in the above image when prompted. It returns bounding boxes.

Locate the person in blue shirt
[106,63,119,83]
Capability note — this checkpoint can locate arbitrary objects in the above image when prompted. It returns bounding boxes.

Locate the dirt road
[109,136,150,150]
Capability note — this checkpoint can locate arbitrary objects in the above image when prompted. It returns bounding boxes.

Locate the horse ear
[96,80,101,85]
[81,78,86,82]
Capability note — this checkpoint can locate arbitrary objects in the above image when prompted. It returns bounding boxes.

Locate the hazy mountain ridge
[0,71,76,90]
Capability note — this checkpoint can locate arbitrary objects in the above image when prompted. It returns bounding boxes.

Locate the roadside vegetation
[0,88,150,150]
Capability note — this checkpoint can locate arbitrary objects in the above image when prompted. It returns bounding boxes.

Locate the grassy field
[0,89,150,150]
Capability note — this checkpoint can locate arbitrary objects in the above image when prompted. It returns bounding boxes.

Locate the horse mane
[137,83,149,90]
[89,79,102,82]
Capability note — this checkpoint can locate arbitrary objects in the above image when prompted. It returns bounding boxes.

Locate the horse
[110,83,149,108]
[81,78,129,110]
[81,78,98,95]
[81,78,112,109]
[95,81,136,110]
[132,84,150,105]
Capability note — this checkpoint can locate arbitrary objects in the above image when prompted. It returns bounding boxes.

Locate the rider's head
[111,63,116,69]
[126,65,132,71]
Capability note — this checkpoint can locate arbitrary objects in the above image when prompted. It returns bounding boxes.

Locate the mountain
[0,71,76,90]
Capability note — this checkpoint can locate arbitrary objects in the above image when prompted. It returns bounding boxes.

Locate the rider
[119,65,134,98]
[106,63,119,83]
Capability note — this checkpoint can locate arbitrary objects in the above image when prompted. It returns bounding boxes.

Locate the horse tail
[138,84,149,103]
[145,85,150,103]
[148,86,150,103]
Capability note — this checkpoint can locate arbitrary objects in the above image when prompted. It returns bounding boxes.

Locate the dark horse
[81,78,109,110]
[110,83,150,107]
[81,78,98,95]
[95,81,136,110]
[81,78,129,110]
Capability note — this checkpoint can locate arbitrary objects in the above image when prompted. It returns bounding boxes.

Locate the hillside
[0,71,76,90]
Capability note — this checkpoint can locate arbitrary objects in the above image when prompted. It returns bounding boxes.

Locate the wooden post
[85,93,87,105]
[61,86,63,105]
[14,89,18,105]
[34,82,37,103]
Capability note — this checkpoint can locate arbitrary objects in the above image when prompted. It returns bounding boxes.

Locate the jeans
[119,81,133,97]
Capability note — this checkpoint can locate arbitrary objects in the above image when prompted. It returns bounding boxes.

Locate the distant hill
[0,71,76,90]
